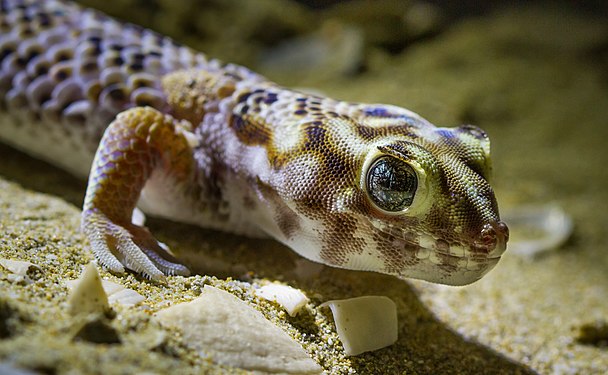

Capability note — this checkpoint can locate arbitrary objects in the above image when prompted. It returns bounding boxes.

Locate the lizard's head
[356,119,509,285]
[265,104,508,285]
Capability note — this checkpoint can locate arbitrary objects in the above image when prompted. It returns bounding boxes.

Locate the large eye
[366,156,418,212]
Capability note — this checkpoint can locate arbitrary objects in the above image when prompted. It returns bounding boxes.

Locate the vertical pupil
[367,156,417,211]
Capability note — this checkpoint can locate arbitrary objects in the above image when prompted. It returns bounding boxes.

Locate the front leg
[82,107,195,279]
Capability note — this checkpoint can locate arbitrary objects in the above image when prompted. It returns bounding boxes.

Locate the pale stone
[0,259,39,276]
[66,277,145,306]
[255,283,309,317]
[155,285,323,374]
[502,204,573,258]
[107,288,145,306]
[322,296,398,356]
[67,263,109,316]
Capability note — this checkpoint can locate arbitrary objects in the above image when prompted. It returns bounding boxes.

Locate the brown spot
[303,123,326,149]
[356,125,385,140]
[276,205,301,240]
[255,180,301,239]
[217,83,235,98]
[372,226,421,274]
[229,114,272,146]
[319,214,365,267]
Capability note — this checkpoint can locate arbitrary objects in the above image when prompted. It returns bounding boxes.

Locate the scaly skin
[0,0,508,284]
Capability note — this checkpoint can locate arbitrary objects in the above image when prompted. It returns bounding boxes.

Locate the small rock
[107,288,145,306]
[322,296,398,356]
[502,204,573,258]
[155,285,323,374]
[67,263,110,316]
[65,278,145,307]
[255,283,309,317]
[0,259,39,276]
[0,259,40,284]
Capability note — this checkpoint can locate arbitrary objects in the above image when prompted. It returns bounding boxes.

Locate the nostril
[478,223,498,250]
[473,221,509,256]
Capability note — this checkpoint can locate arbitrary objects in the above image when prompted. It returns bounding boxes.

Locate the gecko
[0,0,508,285]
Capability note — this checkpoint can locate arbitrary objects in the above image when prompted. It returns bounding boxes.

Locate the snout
[473,220,509,258]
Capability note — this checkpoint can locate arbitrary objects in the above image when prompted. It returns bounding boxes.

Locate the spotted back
[0,0,256,176]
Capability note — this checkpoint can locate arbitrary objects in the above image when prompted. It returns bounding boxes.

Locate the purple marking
[109,150,123,161]
[437,129,455,138]
[263,92,278,105]
[364,107,391,117]
[364,106,422,127]
[231,115,246,131]
[364,106,412,120]
[237,92,251,104]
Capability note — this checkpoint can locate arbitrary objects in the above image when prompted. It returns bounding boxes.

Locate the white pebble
[67,263,109,316]
[322,296,398,356]
[106,285,145,306]
[255,283,309,317]
[0,259,39,276]
[65,276,145,307]
[502,204,573,258]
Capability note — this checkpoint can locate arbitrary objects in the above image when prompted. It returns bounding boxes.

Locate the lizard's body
[0,0,508,285]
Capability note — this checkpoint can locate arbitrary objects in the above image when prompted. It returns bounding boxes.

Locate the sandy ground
[1,1,607,374]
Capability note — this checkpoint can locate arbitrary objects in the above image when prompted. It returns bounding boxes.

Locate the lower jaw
[398,256,501,286]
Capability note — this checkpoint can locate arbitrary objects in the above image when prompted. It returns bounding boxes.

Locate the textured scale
[0,0,508,285]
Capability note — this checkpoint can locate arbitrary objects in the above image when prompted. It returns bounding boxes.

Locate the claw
[82,209,189,280]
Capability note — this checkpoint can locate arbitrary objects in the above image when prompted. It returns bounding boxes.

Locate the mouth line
[418,246,503,261]
[390,233,502,261]
[397,245,502,284]
[376,223,504,262]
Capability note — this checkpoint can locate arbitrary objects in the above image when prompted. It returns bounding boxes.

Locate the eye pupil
[367,156,417,212]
